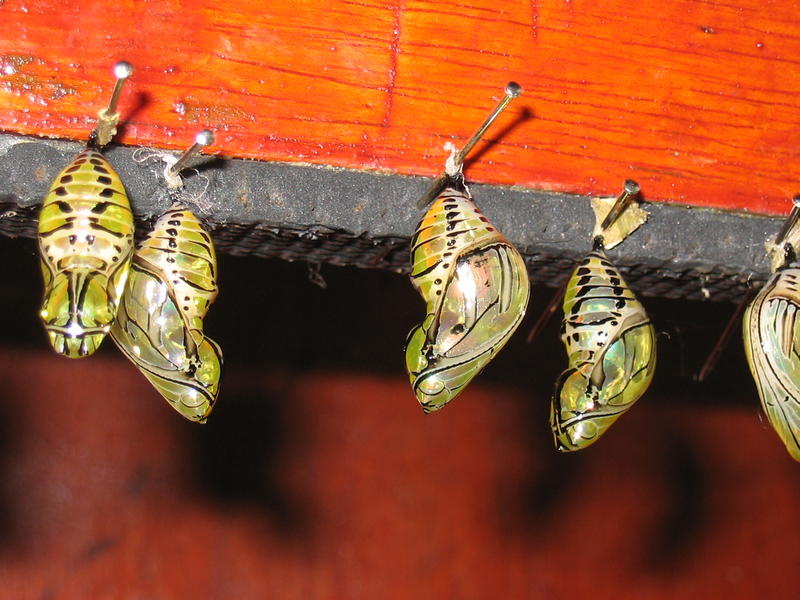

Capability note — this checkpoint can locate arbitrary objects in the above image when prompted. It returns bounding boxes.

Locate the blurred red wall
[0,349,797,599]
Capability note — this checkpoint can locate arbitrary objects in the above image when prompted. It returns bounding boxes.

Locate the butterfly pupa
[37,61,135,358]
[551,180,656,451]
[405,83,530,413]
[110,131,222,423]
[743,195,800,462]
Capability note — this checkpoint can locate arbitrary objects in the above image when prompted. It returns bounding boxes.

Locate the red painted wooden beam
[1,0,798,215]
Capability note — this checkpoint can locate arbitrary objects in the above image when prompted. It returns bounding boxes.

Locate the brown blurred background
[0,235,797,599]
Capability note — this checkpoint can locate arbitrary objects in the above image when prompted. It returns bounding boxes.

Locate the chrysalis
[38,62,135,357]
[551,181,656,451]
[405,83,530,413]
[110,131,222,422]
[743,196,800,461]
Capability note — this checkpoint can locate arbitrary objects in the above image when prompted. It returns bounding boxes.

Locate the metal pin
[167,130,215,178]
[454,81,522,169]
[106,61,134,117]
[417,82,523,209]
[93,61,134,148]
[695,287,755,383]
[600,179,641,232]
[526,277,569,344]
[774,194,800,248]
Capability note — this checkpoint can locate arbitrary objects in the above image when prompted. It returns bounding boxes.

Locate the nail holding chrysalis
[416,81,523,209]
[163,129,215,188]
[110,129,223,423]
[93,61,134,148]
[405,82,530,413]
[551,180,656,451]
[527,180,647,347]
[592,179,647,250]
[37,62,135,358]
[767,194,800,272]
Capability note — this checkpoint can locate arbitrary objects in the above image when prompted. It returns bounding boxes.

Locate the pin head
[416,81,522,209]
[505,82,523,98]
[91,61,134,148]
[195,130,214,147]
[113,61,133,80]
[624,179,641,195]
[164,129,216,188]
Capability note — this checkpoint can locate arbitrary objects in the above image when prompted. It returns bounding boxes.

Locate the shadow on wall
[496,393,712,575]
[182,374,313,542]
[641,428,710,573]
[491,282,717,573]
[0,395,20,554]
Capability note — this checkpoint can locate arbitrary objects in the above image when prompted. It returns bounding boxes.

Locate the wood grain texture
[0,0,798,215]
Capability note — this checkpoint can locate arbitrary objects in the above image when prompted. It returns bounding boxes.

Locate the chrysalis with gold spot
[743,196,800,462]
[110,203,222,422]
[37,62,135,358]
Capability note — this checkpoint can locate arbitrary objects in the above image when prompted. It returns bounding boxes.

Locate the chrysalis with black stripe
[37,62,135,358]
[405,181,530,412]
[110,131,222,422]
[110,202,222,422]
[404,83,529,412]
[551,181,656,451]
[743,196,800,462]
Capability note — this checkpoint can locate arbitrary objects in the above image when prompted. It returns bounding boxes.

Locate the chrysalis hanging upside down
[110,131,222,423]
[743,196,800,462]
[38,62,135,357]
[405,83,530,413]
[551,181,656,451]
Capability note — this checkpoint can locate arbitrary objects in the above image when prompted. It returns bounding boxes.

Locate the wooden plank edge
[0,133,779,303]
